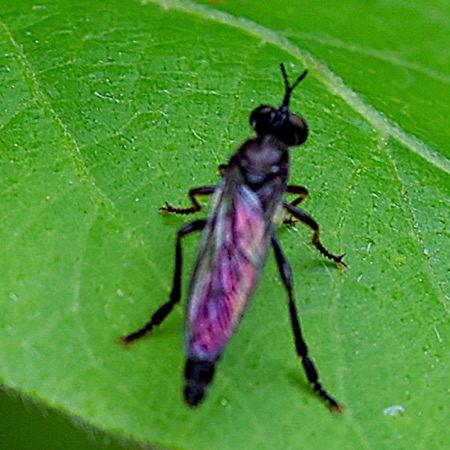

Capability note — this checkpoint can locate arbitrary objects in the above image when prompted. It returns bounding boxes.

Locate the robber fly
[121,64,345,412]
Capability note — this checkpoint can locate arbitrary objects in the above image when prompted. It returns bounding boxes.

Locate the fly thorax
[239,136,289,187]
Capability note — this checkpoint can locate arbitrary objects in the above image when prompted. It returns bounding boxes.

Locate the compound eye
[285,113,308,146]
[249,105,276,136]
[249,106,308,147]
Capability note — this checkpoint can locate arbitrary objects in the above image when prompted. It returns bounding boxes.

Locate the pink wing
[186,178,273,360]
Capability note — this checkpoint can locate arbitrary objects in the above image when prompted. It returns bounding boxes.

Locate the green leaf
[0,0,448,449]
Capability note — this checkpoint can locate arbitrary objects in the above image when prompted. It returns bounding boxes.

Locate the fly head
[249,64,309,147]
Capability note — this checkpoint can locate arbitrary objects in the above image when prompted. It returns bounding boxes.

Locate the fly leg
[283,201,346,267]
[283,185,309,225]
[120,219,206,344]
[218,164,228,175]
[286,184,309,207]
[271,235,343,412]
[161,186,216,215]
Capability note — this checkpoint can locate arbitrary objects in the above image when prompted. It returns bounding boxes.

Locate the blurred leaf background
[0,0,448,449]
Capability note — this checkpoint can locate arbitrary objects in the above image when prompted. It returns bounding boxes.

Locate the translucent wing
[186,166,275,361]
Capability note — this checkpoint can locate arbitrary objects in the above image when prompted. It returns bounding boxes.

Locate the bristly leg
[120,219,206,345]
[271,234,344,413]
[286,184,309,207]
[283,185,310,226]
[283,201,346,268]
[160,185,216,215]
[218,164,228,176]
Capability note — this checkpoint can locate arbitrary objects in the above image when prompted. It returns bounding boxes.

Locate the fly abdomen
[184,358,216,407]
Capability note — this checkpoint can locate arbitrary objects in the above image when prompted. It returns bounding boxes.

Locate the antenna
[280,63,308,108]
